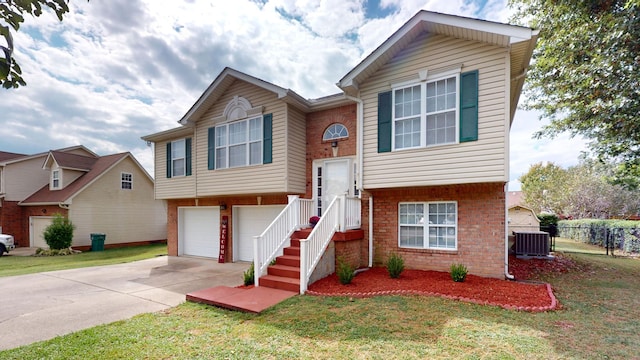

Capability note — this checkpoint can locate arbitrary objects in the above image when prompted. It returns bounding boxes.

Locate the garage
[30,216,54,248]
[178,207,220,258]
[233,205,286,262]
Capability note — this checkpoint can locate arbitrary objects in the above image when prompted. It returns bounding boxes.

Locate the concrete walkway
[0,256,249,351]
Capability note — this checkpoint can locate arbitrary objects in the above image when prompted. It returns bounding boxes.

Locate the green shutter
[185,138,192,176]
[166,142,172,178]
[377,91,392,152]
[208,127,215,170]
[460,70,479,142]
[263,113,273,164]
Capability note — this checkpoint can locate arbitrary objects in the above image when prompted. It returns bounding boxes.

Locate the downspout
[345,95,373,268]
[504,183,514,280]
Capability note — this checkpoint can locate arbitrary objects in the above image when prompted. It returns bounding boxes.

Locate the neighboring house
[0,146,167,249]
[142,10,538,287]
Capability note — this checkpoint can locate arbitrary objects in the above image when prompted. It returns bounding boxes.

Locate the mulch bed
[306,255,577,312]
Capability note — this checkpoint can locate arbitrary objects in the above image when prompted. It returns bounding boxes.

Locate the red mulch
[306,255,577,312]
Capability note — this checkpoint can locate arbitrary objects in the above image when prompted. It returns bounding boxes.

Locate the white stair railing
[254,195,306,287]
[299,195,341,293]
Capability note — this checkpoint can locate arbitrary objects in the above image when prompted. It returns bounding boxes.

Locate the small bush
[337,257,355,285]
[386,252,405,278]
[243,262,255,286]
[450,263,468,282]
[43,213,75,250]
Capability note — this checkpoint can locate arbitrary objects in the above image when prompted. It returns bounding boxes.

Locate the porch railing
[299,196,340,293]
[254,195,309,286]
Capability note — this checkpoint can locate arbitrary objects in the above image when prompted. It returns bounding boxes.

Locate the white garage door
[234,205,285,262]
[179,207,220,258]
[30,216,55,248]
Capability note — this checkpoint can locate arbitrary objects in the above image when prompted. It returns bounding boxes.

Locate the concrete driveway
[0,256,249,351]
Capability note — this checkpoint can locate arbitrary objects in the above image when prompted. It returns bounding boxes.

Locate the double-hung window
[171,139,186,177]
[399,202,457,250]
[215,116,262,169]
[392,72,459,150]
[52,170,60,189]
[121,172,132,190]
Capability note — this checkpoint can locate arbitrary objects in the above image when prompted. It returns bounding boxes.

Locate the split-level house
[0,146,166,249]
[142,11,538,293]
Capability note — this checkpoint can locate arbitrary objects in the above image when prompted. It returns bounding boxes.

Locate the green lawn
[0,244,167,277]
[2,239,639,359]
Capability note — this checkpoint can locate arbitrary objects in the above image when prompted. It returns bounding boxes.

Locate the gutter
[345,95,373,268]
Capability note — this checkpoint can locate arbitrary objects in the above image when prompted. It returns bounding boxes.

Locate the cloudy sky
[1,0,587,190]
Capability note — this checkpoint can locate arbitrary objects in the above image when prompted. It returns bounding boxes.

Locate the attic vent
[220,96,263,122]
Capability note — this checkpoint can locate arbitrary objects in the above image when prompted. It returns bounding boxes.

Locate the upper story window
[322,123,349,141]
[52,170,60,189]
[393,73,459,150]
[207,96,273,170]
[121,172,132,190]
[171,139,186,177]
[215,116,262,169]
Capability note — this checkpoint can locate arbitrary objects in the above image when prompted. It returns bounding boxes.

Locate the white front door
[314,158,353,216]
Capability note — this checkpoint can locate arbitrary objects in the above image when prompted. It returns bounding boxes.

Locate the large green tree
[519,161,569,214]
[509,0,640,185]
[0,0,72,88]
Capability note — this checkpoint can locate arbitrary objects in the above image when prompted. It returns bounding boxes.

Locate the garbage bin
[90,233,106,251]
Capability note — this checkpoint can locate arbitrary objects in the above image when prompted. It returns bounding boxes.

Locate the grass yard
[1,238,639,359]
[0,243,167,277]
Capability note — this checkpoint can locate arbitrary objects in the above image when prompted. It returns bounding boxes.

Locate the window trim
[391,71,461,151]
[52,170,60,189]
[398,201,458,251]
[322,123,349,141]
[121,172,132,190]
[214,115,263,170]
[171,139,186,177]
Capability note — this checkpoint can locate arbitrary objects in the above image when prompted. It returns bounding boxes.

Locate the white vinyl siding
[286,104,307,192]
[361,33,509,189]
[68,157,167,247]
[154,141,196,199]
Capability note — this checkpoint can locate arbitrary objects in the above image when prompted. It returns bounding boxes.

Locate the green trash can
[90,233,106,251]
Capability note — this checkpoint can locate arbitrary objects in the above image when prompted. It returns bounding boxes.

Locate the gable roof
[0,151,26,162]
[176,67,356,126]
[337,10,538,122]
[0,145,98,166]
[43,151,99,172]
[20,152,136,206]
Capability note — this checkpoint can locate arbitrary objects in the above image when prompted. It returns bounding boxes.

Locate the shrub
[243,262,255,286]
[43,213,75,250]
[336,257,355,285]
[450,263,468,282]
[386,252,405,278]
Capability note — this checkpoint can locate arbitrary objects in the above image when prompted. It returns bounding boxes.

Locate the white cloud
[2,0,585,182]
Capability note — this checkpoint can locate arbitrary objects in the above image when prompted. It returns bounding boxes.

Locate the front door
[314,158,353,215]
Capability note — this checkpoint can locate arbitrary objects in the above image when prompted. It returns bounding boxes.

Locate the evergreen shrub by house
[386,252,405,278]
[43,213,75,250]
[337,257,355,285]
[450,263,468,282]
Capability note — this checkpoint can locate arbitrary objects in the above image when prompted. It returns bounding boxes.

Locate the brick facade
[368,183,506,278]
[305,104,357,198]
[0,200,68,247]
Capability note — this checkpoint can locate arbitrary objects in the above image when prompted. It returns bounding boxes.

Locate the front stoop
[186,286,297,313]
[186,229,309,312]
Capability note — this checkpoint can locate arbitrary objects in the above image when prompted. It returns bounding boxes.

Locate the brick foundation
[368,183,506,278]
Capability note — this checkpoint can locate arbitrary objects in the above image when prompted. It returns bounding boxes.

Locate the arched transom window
[322,123,348,141]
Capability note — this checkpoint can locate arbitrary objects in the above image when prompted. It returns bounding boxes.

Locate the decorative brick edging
[306,282,559,312]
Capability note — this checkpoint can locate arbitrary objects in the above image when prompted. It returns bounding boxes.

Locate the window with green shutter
[209,113,273,169]
[378,70,479,151]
